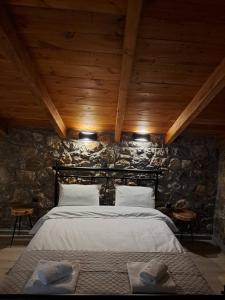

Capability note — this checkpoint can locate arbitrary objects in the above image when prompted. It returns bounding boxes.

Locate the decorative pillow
[58,184,101,206]
[115,185,155,208]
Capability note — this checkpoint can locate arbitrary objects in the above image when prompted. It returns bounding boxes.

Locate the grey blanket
[0,250,212,295]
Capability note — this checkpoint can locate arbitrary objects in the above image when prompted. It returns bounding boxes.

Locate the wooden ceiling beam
[0,118,8,136]
[114,0,143,142]
[165,58,225,144]
[0,2,66,138]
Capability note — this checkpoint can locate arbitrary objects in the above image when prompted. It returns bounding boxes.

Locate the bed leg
[180,222,184,242]
[189,222,194,243]
[10,216,18,247]
[28,215,33,228]
[18,216,21,235]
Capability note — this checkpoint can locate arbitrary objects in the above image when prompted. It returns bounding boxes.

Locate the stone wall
[0,128,219,234]
[213,145,225,249]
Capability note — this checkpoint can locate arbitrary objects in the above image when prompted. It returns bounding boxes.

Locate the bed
[0,166,212,295]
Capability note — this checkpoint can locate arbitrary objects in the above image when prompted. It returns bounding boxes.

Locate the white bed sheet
[28,206,183,253]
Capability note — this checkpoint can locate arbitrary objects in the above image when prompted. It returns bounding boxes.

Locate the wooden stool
[172,209,197,242]
[10,207,33,247]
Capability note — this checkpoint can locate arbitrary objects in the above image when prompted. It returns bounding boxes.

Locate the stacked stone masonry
[214,145,225,248]
[0,128,219,235]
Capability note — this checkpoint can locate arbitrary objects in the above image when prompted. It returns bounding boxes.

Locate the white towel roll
[139,259,168,285]
[37,260,73,285]
[24,262,80,294]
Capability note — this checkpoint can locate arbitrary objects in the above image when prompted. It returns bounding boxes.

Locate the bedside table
[172,209,197,242]
[10,207,33,247]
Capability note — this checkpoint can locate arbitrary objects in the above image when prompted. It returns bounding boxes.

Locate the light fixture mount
[132,132,150,142]
[79,131,97,141]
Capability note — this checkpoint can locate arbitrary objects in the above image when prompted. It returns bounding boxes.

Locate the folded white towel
[23,262,79,294]
[36,260,73,285]
[127,262,176,294]
[139,258,168,285]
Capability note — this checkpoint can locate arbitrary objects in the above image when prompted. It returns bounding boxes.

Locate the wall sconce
[78,131,97,141]
[133,132,150,142]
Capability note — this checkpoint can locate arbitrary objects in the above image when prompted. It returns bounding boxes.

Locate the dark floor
[181,239,221,257]
[0,235,31,249]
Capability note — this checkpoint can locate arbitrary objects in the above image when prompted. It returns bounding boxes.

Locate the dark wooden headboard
[53,164,162,207]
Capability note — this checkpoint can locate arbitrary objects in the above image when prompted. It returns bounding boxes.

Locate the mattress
[27,206,183,252]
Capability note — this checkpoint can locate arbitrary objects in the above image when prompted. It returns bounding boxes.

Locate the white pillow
[58,184,100,206]
[115,185,155,208]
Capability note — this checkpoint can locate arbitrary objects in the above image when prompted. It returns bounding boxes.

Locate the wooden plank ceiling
[124,0,225,137]
[0,0,224,141]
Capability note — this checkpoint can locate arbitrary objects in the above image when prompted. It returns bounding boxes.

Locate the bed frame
[53,164,162,207]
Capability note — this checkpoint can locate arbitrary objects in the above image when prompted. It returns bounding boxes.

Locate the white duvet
[28,206,183,253]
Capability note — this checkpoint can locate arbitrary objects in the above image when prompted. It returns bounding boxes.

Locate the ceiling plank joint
[0,1,66,137]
